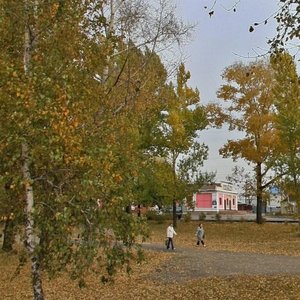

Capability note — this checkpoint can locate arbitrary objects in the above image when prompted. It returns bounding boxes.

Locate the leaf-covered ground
[1,221,300,299]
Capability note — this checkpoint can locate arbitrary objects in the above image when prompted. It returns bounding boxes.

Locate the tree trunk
[2,216,14,252]
[172,199,177,228]
[172,155,177,228]
[125,205,131,214]
[256,163,263,224]
[22,143,44,300]
[137,204,141,217]
[23,1,44,298]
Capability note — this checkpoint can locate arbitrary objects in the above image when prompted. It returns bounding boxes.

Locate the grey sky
[174,0,281,181]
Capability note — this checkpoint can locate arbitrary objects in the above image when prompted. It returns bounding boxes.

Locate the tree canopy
[0,1,201,298]
[217,59,283,223]
[153,63,211,227]
[270,51,300,213]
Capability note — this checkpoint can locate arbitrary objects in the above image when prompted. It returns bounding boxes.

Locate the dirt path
[142,243,300,283]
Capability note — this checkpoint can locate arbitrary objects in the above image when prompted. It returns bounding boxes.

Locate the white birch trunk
[22,143,44,300]
[103,0,115,80]
[23,1,44,299]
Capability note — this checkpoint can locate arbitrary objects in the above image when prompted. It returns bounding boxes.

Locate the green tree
[270,51,300,217]
[135,158,175,209]
[0,1,192,298]
[0,142,25,252]
[0,172,23,252]
[155,64,209,227]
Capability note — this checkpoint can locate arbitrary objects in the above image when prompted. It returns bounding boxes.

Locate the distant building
[251,186,298,214]
[266,186,282,213]
[193,182,238,212]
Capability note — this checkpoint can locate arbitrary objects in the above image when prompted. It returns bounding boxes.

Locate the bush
[145,211,169,223]
[227,215,233,222]
[239,216,246,222]
[215,213,221,222]
[198,212,206,221]
[183,212,191,223]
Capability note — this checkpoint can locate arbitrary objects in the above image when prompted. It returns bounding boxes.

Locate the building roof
[199,182,237,194]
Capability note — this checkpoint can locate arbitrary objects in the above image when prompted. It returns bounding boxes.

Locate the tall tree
[270,51,300,216]
[155,64,209,227]
[217,60,284,224]
[0,0,192,298]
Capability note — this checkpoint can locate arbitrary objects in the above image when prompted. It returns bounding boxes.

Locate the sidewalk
[190,212,299,223]
[142,243,300,283]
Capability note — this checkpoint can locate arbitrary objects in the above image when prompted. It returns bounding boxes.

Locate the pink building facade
[193,182,238,212]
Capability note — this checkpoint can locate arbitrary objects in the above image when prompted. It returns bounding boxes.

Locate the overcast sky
[173,0,281,181]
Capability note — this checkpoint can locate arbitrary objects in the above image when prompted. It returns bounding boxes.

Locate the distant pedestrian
[196,223,206,247]
[166,223,177,250]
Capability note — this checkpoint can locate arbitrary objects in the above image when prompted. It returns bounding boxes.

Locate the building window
[219,197,222,205]
[233,198,235,206]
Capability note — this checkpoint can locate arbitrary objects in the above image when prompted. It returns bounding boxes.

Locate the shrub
[227,215,233,222]
[215,213,221,222]
[198,212,206,221]
[239,216,246,222]
[184,212,191,223]
[146,211,166,223]
[261,217,267,224]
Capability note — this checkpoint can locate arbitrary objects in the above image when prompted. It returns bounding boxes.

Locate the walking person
[196,223,206,247]
[166,223,177,250]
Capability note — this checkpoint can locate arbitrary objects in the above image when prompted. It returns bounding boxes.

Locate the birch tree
[0,0,192,298]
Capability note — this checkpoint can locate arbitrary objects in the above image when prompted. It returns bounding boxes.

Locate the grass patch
[148,221,300,256]
[1,222,300,299]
